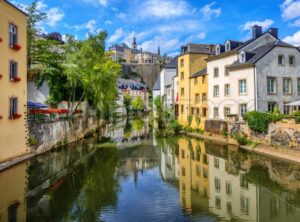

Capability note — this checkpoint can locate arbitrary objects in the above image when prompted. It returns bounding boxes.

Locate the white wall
[27,80,49,104]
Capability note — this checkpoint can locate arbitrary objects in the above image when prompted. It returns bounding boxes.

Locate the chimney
[268,28,278,38]
[252,25,262,39]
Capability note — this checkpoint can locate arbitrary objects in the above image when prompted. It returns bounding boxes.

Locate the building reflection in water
[0,163,28,222]
[159,136,300,222]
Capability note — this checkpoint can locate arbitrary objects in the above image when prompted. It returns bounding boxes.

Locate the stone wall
[205,119,227,134]
[28,116,102,154]
[227,115,300,149]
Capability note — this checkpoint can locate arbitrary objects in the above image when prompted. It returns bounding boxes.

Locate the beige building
[0,0,28,163]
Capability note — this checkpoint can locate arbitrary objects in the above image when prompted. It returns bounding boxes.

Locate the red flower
[0,115,3,120]
[13,77,21,82]
[0,38,2,42]
[9,113,22,119]
[0,74,2,80]
[12,44,21,50]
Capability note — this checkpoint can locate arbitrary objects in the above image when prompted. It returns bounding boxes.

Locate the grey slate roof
[181,44,215,55]
[152,77,161,90]
[190,68,207,78]
[164,56,178,69]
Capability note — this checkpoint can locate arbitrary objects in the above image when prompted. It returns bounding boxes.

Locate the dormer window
[239,51,246,63]
[225,41,231,52]
[216,45,220,55]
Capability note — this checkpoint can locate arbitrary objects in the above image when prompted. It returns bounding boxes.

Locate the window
[9,61,18,80]
[278,55,285,65]
[298,78,300,95]
[215,178,221,191]
[202,75,206,84]
[224,66,229,76]
[240,104,247,117]
[196,108,200,116]
[267,77,276,94]
[283,78,292,94]
[239,79,247,95]
[180,72,184,80]
[180,59,184,67]
[239,51,246,63]
[9,24,18,47]
[9,97,18,118]
[181,105,184,114]
[181,150,185,158]
[268,102,277,112]
[224,107,230,117]
[240,173,248,189]
[8,202,19,222]
[203,154,208,164]
[214,107,219,118]
[202,93,207,102]
[225,41,231,52]
[181,88,184,96]
[196,164,201,176]
[182,166,185,176]
[213,85,219,97]
[284,104,290,115]
[203,168,208,178]
[202,108,207,117]
[224,84,230,96]
[226,182,232,195]
[194,78,198,85]
[191,107,195,115]
[214,67,219,78]
[240,195,249,215]
[214,158,219,168]
[289,55,295,66]
[216,45,220,55]
[215,197,221,209]
[195,94,200,104]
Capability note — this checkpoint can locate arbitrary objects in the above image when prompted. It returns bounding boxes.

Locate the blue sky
[9,0,300,56]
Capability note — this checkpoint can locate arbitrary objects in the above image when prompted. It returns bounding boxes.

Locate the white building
[207,26,300,120]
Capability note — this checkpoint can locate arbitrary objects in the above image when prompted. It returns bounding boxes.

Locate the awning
[27,101,49,109]
[285,100,300,106]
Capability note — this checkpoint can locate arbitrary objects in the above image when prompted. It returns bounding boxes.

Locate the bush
[28,136,37,146]
[232,133,250,146]
[294,111,300,124]
[187,115,193,127]
[243,111,282,134]
[195,116,201,128]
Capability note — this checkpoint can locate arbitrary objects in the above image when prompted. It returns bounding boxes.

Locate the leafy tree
[123,92,132,116]
[132,96,144,112]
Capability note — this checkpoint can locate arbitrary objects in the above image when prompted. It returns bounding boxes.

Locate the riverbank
[182,131,300,164]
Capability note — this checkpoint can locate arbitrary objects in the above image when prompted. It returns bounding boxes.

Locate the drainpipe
[254,67,257,111]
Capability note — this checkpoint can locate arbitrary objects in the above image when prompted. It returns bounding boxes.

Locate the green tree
[123,92,132,116]
[132,96,144,112]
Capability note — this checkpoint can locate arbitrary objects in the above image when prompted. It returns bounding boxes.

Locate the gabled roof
[164,56,178,69]
[152,77,161,90]
[4,0,27,15]
[190,68,207,78]
[181,44,215,55]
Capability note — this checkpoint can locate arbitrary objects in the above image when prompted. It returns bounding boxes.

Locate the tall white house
[207,26,300,120]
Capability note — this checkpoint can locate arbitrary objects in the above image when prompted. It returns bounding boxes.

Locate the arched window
[225,41,231,52]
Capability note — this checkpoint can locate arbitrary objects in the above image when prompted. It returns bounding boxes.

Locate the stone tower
[132,37,137,49]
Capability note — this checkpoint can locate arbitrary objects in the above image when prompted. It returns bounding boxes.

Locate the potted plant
[11,77,21,82]
[9,113,22,119]
[12,44,21,50]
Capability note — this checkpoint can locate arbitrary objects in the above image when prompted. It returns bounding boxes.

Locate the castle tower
[158,46,161,56]
[132,37,137,49]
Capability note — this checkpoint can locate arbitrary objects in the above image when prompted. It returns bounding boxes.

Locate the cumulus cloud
[140,0,189,18]
[281,0,300,20]
[242,19,274,31]
[200,2,221,20]
[105,20,113,25]
[47,8,64,27]
[70,20,98,34]
[283,31,300,46]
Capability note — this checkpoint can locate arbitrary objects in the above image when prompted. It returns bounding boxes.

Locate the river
[1,116,300,222]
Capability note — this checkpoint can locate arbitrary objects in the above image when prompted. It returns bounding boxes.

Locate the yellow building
[177,44,214,128]
[178,137,210,212]
[0,0,28,163]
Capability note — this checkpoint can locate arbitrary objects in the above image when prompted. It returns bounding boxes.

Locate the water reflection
[1,117,300,221]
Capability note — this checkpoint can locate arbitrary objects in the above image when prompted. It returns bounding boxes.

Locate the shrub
[28,136,37,146]
[243,111,282,134]
[187,115,193,127]
[232,133,250,146]
[195,116,201,128]
[294,111,300,124]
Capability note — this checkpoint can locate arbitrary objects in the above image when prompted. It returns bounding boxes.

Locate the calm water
[1,117,300,222]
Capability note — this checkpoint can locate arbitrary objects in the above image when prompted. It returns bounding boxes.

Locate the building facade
[207,26,300,120]
[0,1,28,163]
[177,44,215,128]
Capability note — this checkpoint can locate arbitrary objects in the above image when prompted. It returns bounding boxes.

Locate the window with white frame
[240,104,247,117]
[224,84,230,96]
[239,79,247,95]
[214,107,219,118]
[195,94,200,104]
[224,66,229,76]
[225,41,231,52]
[213,85,219,97]
[214,67,219,78]
[224,107,230,117]
[289,55,295,66]
[278,55,285,65]
[9,60,18,80]
[267,77,276,94]
[268,102,277,112]
[9,24,18,47]
[239,51,246,63]
[216,45,220,55]
[283,78,292,94]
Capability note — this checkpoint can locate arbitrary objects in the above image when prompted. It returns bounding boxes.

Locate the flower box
[11,77,21,82]
[0,115,2,119]
[12,44,21,51]
[0,38,2,42]
[0,74,2,80]
[9,113,22,120]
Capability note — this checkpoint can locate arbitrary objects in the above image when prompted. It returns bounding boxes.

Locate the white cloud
[71,20,98,33]
[83,0,108,7]
[139,35,182,54]
[283,31,300,46]
[105,20,113,25]
[184,32,206,43]
[140,0,189,18]
[200,2,221,20]
[47,8,64,27]
[291,18,300,26]
[281,0,300,20]
[242,19,274,31]
[108,28,124,44]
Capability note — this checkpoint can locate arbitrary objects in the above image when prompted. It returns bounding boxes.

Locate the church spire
[132,37,137,49]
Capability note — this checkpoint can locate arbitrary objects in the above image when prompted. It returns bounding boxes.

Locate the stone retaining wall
[28,116,102,154]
